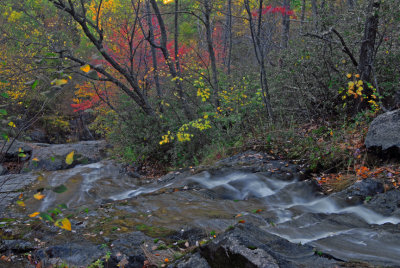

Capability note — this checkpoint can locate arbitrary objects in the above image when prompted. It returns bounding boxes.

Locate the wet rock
[0,173,37,213]
[173,252,210,268]
[104,255,146,268]
[365,190,400,216]
[0,140,33,161]
[199,223,339,268]
[34,243,106,267]
[331,178,384,206]
[28,129,49,143]
[25,140,108,172]
[0,240,34,254]
[365,109,400,157]
[110,231,150,257]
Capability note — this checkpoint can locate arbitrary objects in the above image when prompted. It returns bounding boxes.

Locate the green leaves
[39,212,54,222]
[0,92,9,99]
[31,80,38,90]
[0,109,7,116]
[52,184,67,194]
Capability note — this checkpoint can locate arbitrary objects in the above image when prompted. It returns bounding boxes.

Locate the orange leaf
[80,64,91,73]
[29,212,40,218]
[34,192,45,200]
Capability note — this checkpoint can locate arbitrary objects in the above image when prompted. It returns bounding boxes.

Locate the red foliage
[251,5,297,19]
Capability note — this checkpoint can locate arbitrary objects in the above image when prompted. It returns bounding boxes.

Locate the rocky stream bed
[1,140,400,267]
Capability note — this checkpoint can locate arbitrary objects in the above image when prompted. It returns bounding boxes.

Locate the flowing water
[24,161,400,265]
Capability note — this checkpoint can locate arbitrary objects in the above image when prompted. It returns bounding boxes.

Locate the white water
[36,164,400,265]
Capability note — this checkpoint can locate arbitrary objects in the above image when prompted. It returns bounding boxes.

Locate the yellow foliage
[65,151,74,165]
[80,64,91,73]
[16,200,25,207]
[34,192,45,200]
[29,212,40,218]
[55,218,72,231]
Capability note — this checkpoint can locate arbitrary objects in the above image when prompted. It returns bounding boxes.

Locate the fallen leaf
[55,218,71,231]
[8,121,16,128]
[51,79,68,86]
[238,220,245,224]
[80,64,91,73]
[65,151,74,165]
[34,192,45,200]
[32,157,39,162]
[16,200,25,207]
[29,212,40,218]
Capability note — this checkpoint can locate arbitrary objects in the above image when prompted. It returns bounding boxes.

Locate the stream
[13,157,400,266]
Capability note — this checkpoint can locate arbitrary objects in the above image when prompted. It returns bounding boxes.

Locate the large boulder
[198,223,339,268]
[365,109,400,156]
[25,140,108,172]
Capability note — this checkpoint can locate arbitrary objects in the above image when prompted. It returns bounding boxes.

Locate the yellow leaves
[54,218,72,231]
[163,0,174,4]
[34,192,45,200]
[159,131,173,145]
[16,200,25,207]
[197,87,210,101]
[65,151,74,165]
[29,212,40,218]
[32,157,39,162]
[8,121,16,128]
[80,64,91,73]
[348,81,355,90]
[7,10,23,23]
[51,79,68,86]
[346,73,352,79]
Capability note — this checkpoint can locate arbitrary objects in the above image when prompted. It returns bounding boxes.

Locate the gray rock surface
[174,252,210,268]
[0,173,38,213]
[25,140,108,172]
[199,223,339,268]
[365,109,400,151]
[0,140,33,161]
[34,243,107,267]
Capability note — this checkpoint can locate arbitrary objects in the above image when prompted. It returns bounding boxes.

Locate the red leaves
[251,5,297,19]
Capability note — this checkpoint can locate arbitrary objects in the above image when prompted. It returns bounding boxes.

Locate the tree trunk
[358,0,381,82]
[149,0,194,120]
[203,0,220,107]
[311,0,319,30]
[174,0,182,75]
[281,0,290,48]
[301,0,306,29]
[244,0,274,120]
[224,0,233,74]
[145,0,163,113]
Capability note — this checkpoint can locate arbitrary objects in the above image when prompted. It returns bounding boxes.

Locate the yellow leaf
[8,122,16,128]
[65,151,74,165]
[51,79,68,86]
[346,73,352,79]
[32,157,39,162]
[16,200,25,207]
[34,192,45,200]
[29,212,40,218]
[55,218,71,231]
[80,64,91,73]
